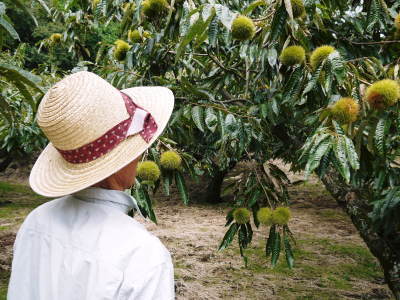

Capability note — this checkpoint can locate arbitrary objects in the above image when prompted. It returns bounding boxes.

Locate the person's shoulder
[19,196,68,227]
[99,215,171,270]
[105,214,169,255]
[121,227,172,277]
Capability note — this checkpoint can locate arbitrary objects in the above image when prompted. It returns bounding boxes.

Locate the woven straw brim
[29,87,174,198]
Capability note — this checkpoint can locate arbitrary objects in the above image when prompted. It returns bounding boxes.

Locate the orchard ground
[0,162,395,300]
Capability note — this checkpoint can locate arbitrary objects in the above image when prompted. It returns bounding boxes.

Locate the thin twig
[207,51,247,81]
[347,40,400,45]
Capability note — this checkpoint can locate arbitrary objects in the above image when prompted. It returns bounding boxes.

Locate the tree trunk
[0,155,12,172]
[320,168,400,299]
[204,168,229,204]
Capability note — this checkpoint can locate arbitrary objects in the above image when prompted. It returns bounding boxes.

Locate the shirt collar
[72,187,143,217]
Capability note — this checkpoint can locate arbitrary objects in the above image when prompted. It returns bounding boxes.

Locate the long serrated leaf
[243,0,266,15]
[271,231,281,267]
[208,15,218,47]
[176,15,205,61]
[191,106,205,132]
[333,136,350,183]
[238,224,248,249]
[205,107,218,132]
[299,131,330,161]
[284,234,294,269]
[214,4,236,29]
[0,63,43,91]
[142,185,157,223]
[246,222,253,245]
[219,223,239,250]
[248,189,261,207]
[343,136,360,170]
[265,225,276,258]
[304,138,332,177]
[0,17,19,40]
[35,0,51,15]
[374,118,389,156]
[303,63,324,95]
[175,171,189,205]
[132,180,157,223]
[270,3,287,41]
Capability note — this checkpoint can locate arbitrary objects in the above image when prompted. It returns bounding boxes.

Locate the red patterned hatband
[56,91,158,164]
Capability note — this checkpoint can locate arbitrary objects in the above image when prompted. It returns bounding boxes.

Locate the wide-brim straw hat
[30,71,174,197]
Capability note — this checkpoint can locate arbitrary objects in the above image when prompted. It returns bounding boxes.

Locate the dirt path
[0,167,395,299]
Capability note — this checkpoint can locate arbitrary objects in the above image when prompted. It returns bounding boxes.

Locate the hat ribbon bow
[56,91,158,164]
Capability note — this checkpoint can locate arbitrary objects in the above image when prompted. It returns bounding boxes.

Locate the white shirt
[7,187,175,300]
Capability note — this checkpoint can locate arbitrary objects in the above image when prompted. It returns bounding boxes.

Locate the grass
[314,209,347,221]
[227,234,384,298]
[0,284,7,300]
[0,267,10,300]
[0,181,46,219]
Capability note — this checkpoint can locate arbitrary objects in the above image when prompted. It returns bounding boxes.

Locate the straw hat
[29,71,174,197]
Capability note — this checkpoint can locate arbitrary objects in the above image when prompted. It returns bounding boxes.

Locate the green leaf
[191,106,205,132]
[218,110,226,138]
[208,16,219,47]
[282,67,303,104]
[267,48,278,67]
[238,224,249,249]
[343,136,360,170]
[12,80,36,113]
[133,180,157,224]
[248,189,261,207]
[14,0,38,25]
[333,135,350,183]
[175,171,189,205]
[205,107,218,132]
[35,0,51,15]
[265,225,276,258]
[215,4,236,29]
[0,16,19,40]
[0,94,13,123]
[304,138,332,178]
[243,0,266,15]
[0,63,43,92]
[176,14,208,61]
[284,234,294,269]
[374,118,391,156]
[303,63,324,95]
[328,51,345,84]
[219,223,239,250]
[225,114,237,135]
[271,231,281,267]
[270,3,287,41]
[162,171,173,196]
[245,222,253,245]
[299,131,330,161]
[225,209,234,226]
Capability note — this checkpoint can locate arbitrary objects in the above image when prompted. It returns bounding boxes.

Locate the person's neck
[92,178,125,191]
